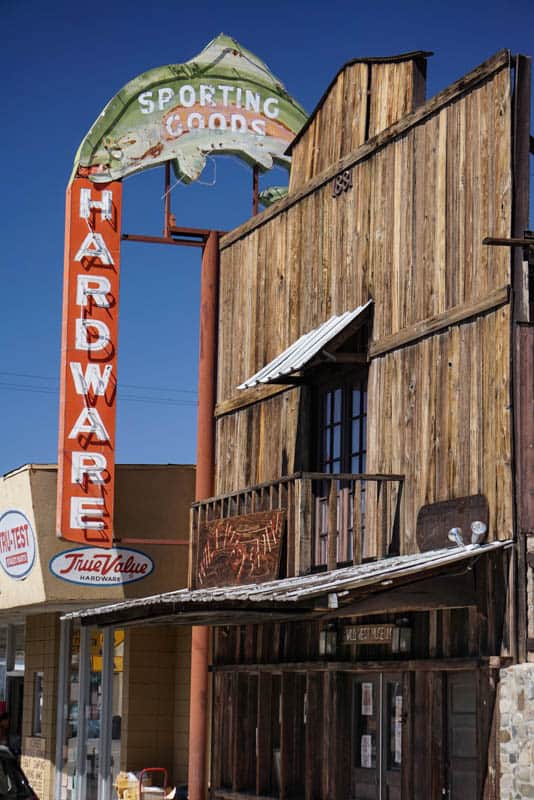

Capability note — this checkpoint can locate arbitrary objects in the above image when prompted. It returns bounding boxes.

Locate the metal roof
[237,300,373,390]
[62,540,509,627]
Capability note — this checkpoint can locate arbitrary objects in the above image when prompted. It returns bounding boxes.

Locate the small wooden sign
[197,509,286,588]
[342,624,394,645]
[416,494,489,552]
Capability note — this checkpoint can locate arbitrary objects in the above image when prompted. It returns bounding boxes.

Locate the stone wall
[499,663,534,799]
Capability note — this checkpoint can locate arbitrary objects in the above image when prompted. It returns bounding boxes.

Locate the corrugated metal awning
[62,540,510,628]
[237,300,373,390]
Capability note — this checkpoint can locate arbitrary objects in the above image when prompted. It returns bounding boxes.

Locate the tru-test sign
[57,178,122,546]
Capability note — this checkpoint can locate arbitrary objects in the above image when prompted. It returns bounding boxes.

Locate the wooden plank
[369,285,510,358]
[512,55,531,321]
[221,50,510,250]
[256,673,273,795]
[352,480,363,564]
[304,673,323,800]
[327,481,338,571]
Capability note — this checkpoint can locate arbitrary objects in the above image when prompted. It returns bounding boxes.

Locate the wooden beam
[221,50,511,250]
[211,656,506,673]
[483,237,534,248]
[369,285,510,358]
[215,383,294,419]
[318,573,477,616]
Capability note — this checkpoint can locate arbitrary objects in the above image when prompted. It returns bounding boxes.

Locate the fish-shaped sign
[74,33,307,184]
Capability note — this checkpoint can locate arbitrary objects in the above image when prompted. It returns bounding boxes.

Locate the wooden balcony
[190,473,404,584]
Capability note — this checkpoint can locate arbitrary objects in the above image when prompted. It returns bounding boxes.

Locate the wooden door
[446,673,478,799]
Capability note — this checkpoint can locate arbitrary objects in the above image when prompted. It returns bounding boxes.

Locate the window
[318,377,367,475]
[32,672,43,736]
[314,373,368,566]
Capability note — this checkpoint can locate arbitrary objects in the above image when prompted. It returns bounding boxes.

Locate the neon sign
[57,179,121,546]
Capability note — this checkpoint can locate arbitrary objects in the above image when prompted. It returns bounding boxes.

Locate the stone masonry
[499,663,534,798]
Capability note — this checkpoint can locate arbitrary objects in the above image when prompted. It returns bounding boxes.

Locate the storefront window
[13,626,25,672]
[57,624,125,800]
[86,631,103,800]
[59,626,81,800]
[0,627,7,701]
[32,673,43,736]
[111,631,124,791]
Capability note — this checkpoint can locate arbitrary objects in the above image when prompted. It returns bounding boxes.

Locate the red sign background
[57,177,122,547]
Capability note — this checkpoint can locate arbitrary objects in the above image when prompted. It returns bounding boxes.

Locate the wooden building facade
[73,48,533,800]
[189,48,533,800]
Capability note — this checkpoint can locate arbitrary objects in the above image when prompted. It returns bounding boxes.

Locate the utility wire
[0,382,197,408]
[0,370,197,397]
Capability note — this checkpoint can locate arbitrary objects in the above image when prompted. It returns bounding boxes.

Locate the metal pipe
[164,162,171,237]
[188,229,219,800]
[252,165,259,216]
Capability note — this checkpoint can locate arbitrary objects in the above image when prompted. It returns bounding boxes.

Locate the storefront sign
[74,33,307,184]
[56,178,122,547]
[21,740,46,800]
[197,509,285,588]
[50,546,153,585]
[0,509,36,579]
[342,624,394,645]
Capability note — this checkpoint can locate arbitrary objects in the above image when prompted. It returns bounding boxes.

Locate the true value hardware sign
[57,34,306,548]
[50,546,154,586]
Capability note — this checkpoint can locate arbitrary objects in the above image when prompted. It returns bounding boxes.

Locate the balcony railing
[191,472,404,581]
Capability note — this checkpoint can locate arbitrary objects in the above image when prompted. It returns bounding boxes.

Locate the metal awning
[62,540,510,628]
[237,300,373,390]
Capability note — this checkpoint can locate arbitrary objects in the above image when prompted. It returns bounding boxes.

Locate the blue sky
[1,0,533,475]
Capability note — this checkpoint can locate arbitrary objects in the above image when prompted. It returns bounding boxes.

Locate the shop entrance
[446,673,478,800]
[351,673,403,800]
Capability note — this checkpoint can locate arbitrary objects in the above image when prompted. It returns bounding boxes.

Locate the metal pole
[164,162,171,237]
[188,229,219,800]
[252,165,259,216]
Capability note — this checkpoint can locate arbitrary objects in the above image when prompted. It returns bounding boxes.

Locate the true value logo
[50,546,154,586]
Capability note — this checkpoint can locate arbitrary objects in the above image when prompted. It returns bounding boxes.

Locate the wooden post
[327,481,338,571]
[188,230,219,800]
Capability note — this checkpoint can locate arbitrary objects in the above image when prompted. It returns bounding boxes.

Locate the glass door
[352,674,404,800]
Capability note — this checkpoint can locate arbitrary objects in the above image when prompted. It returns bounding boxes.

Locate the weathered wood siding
[215,54,514,551]
[289,57,426,192]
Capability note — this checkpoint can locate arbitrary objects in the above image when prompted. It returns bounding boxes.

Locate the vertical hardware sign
[57,177,122,547]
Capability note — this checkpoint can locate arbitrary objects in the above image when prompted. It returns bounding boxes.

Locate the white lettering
[70,497,105,530]
[75,319,110,352]
[245,90,260,113]
[76,275,111,308]
[235,87,242,108]
[179,85,195,107]
[68,407,110,441]
[218,85,234,106]
[158,87,174,110]
[187,112,205,130]
[138,91,154,114]
[209,113,227,131]
[231,114,247,132]
[199,84,215,107]
[71,452,108,485]
[263,97,279,119]
[70,363,113,396]
[79,188,113,221]
[251,119,266,136]
[74,232,114,265]
[165,112,183,138]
